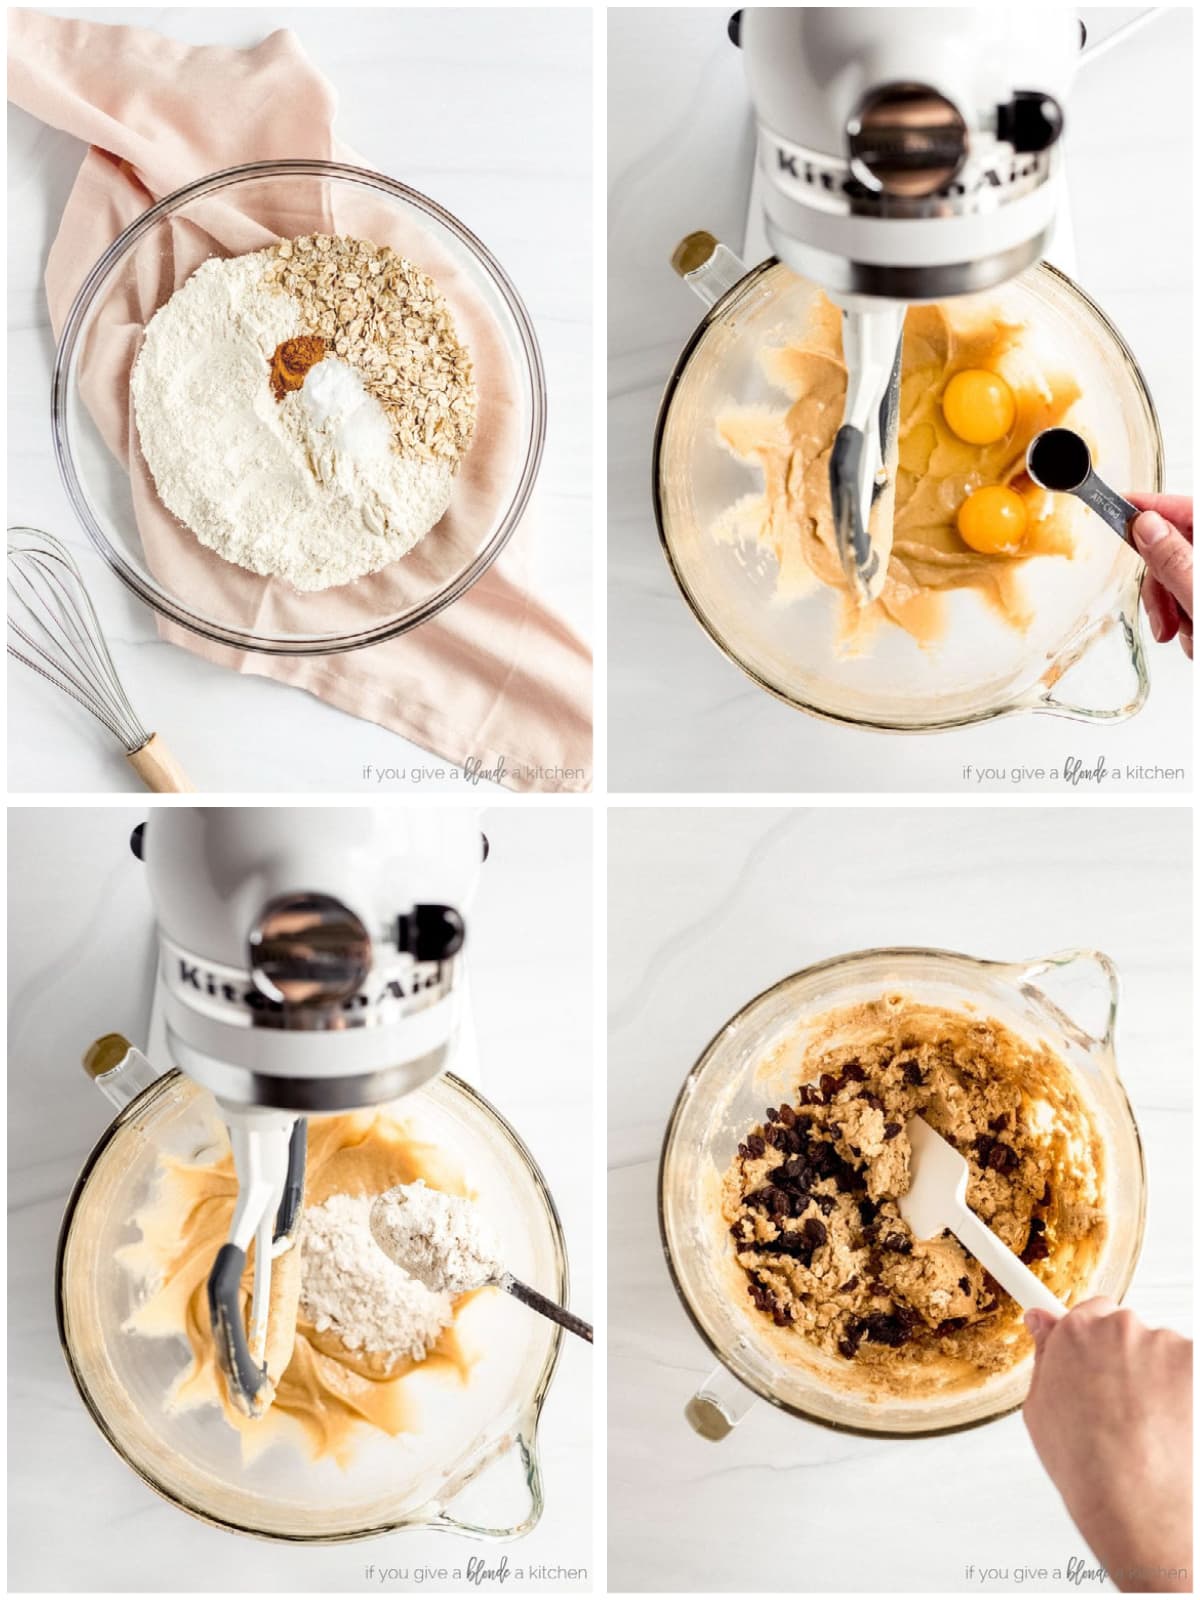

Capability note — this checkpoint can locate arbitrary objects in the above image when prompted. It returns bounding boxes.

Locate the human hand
[1127,494,1192,659]
[1023,1299,1193,1592]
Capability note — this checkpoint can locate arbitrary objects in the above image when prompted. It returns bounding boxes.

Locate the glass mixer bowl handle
[428,1407,547,1539]
[684,1361,759,1441]
[81,1033,161,1110]
[670,232,750,310]
[1027,577,1150,724]
[1007,948,1121,1056]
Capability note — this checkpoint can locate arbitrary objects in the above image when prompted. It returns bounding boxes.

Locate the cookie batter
[715,294,1084,647]
[721,998,1107,1399]
[118,1108,483,1464]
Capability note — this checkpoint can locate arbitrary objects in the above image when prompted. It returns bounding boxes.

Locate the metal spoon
[488,1271,593,1343]
[369,1187,593,1344]
[1026,427,1140,545]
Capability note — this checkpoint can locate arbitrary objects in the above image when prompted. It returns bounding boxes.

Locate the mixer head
[735,5,1079,601]
[134,807,484,1416]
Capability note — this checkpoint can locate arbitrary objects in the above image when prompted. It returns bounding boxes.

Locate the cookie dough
[721,997,1107,1399]
[118,1107,483,1464]
[715,293,1084,647]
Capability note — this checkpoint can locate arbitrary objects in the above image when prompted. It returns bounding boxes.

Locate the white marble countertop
[7,6,592,795]
[8,805,593,1591]
[608,7,1193,794]
[608,805,1192,1592]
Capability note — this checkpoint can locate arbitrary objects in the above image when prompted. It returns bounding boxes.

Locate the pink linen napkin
[8,9,592,793]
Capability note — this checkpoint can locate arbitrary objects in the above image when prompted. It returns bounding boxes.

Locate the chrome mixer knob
[248,892,373,1009]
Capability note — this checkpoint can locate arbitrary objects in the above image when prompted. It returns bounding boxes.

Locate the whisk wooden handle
[125,733,194,793]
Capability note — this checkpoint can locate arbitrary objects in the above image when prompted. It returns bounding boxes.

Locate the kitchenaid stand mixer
[734,6,1080,602]
[132,807,483,1420]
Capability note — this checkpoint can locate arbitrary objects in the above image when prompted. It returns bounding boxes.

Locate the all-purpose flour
[299,1192,453,1365]
[370,1180,504,1295]
[130,250,454,591]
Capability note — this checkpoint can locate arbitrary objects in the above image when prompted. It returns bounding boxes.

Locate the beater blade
[828,304,906,605]
[208,1113,307,1418]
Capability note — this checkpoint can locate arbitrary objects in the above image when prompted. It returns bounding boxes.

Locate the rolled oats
[265,233,477,465]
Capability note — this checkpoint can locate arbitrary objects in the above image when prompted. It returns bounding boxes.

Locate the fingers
[1126,492,1194,535]
[1141,573,1180,644]
[1025,1307,1057,1347]
[1132,510,1194,618]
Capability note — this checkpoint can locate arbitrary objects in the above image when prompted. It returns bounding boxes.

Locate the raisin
[987,1142,1019,1175]
[903,1061,924,1086]
[883,1122,902,1140]
[862,1312,912,1348]
[802,1217,828,1248]
[838,1276,859,1294]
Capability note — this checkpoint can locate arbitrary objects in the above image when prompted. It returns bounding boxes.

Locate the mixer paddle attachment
[208,1114,308,1419]
[829,304,905,606]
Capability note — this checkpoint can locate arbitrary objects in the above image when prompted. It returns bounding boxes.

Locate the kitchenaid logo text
[174,957,443,1013]
[774,144,1045,198]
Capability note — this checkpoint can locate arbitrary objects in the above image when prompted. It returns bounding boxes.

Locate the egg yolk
[956,485,1029,555]
[942,369,1017,445]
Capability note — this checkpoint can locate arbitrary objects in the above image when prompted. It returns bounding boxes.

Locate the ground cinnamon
[269,335,326,400]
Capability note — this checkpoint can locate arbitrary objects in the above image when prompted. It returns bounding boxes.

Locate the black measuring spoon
[1026,427,1140,545]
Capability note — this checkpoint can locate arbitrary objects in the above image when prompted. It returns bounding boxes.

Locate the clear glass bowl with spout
[658,947,1145,1440]
[52,159,546,656]
[57,1070,568,1541]
[654,245,1163,728]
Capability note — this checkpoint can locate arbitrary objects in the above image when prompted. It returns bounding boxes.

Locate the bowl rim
[651,258,1164,730]
[656,944,1145,1440]
[51,158,547,656]
[54,1067,569,1542]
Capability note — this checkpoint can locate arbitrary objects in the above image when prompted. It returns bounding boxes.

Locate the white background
[7,804,593,1592]
[608,804,1192,1592]
[7,5,592,794]
[608,6,1193,793]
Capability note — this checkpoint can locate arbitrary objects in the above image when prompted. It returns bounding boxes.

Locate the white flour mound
[299,1192,453,1365]
[370,1180,503,1296]
[129,250,453,591]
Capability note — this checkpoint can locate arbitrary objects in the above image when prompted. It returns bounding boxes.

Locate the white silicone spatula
[899,1115,1065,1317]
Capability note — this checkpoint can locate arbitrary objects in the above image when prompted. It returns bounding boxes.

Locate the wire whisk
[8,526,193,791]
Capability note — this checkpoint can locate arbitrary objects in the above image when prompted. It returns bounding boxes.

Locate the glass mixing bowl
[57,1070,568,1541]
[659,947,1145,1440]
[655,246,1163,728]
[52,160,546,655]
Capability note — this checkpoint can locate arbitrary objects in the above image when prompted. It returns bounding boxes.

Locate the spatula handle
[955,1205,1066,1318]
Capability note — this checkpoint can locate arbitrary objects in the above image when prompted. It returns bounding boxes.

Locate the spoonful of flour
[370,1180,504,1295]
[371,1181,595,1344]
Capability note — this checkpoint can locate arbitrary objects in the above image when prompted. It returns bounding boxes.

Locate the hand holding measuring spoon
[1026,429,1192,661]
